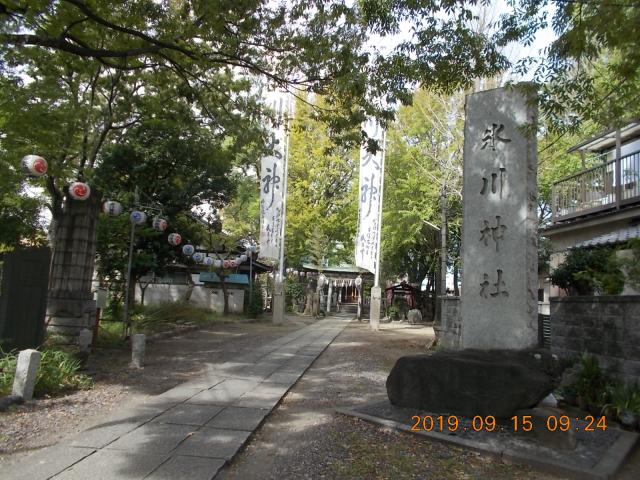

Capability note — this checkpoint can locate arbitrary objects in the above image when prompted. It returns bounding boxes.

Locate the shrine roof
[301,263,372,275]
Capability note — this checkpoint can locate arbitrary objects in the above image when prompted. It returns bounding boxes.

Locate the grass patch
[96,301,256,348]
[130,301,218,334]
[96,321,127,348]
[0,348,92,397]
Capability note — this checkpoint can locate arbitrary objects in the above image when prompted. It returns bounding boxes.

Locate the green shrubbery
[550,246,623,295]
[562,353,640,428]
[285,278,306,311]
[0,348,92,397]
[246,280,265,318]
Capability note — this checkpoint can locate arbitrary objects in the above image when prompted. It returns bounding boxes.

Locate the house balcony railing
[551,150,640,223]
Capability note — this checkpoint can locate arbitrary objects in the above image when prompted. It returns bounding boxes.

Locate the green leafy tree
[1,0,566,337]
[286,97,358,267]
[381,89,464,291]
[550,246,623,296]
[501,0,640,132]
[94,115,238,309]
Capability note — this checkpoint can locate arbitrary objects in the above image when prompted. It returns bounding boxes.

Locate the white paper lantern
[130,210,147,225]
[214,259,222,268]
[240,254,248,262]
[182,244,195,256]
[69,182,91,201]
[168,233,182,246]
[152,217,168,231]
[102,200,123,216]
[192,252,204,263]
[21,155,48,177]
[203,256,214,266]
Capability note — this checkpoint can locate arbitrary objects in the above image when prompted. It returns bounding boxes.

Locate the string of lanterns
[22,154,251,269]
[102,198,249,268]
[22,155,94,201]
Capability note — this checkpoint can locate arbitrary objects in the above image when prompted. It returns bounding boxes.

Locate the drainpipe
[616,129,622,210]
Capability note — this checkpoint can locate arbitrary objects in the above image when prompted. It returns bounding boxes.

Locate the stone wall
[550,296,640,383]
[437,297,462,349]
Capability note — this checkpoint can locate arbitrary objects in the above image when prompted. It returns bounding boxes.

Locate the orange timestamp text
[410,414,607,433]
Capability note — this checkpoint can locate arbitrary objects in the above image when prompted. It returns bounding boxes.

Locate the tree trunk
[453,264,460,296]
[183,272,194,301]
[139,281,150,306]
[302,285,314,316]
[221,276,229,315]
[128,274,137,310]
[47,191,102,342]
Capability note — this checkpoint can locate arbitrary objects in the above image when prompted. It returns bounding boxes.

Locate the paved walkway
[8,316,350,480]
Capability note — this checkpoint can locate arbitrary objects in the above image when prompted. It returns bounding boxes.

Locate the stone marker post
[460,86,538,350]
[131,334,146,368]
[78,328,93,354]
[12,349,41,400]
[272,280,285,324]
[369,287,381,331]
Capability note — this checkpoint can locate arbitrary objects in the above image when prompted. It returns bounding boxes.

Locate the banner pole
[278,100,291,282]
[368,129,386,331]
[272,95,291,324]
[373,129,386,289]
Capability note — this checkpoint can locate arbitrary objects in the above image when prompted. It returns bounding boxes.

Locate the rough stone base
[386,349,560,418]
[47,298,97,343]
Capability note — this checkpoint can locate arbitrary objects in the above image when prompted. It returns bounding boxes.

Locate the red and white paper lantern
[130,210,147,225]
[223,259,231,269]
[102,200,123,216]
[21,155,48,177]
[168,233,182,246]
[69,182,91,201]
[152,217,168,231]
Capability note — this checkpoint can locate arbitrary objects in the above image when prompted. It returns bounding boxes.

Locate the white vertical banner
[356,118,385,274]
[259,91,291,261]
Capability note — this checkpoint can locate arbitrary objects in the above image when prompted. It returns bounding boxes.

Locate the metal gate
[0,247,50,351]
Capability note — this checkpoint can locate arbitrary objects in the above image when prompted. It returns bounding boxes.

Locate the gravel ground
[221,320,632,480]
[1,315,638,479]
[0,316,312,463]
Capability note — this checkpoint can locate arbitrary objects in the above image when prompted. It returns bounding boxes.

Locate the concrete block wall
[136,284,245,314]
[550,296,640,383]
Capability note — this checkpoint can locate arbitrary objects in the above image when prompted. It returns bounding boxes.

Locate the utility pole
[122,187,139,339]
[439,184,447,325]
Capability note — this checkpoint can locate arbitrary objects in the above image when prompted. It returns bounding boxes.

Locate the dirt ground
[1,315,638,479]
[222,320,567,480]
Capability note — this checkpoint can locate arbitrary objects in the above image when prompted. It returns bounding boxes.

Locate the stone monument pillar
[460,86,538,350]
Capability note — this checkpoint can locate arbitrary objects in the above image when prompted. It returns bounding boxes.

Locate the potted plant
[575,353,609,414]
[602,381,640,429]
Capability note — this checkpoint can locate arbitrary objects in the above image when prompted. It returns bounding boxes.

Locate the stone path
[7,316,350,480]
